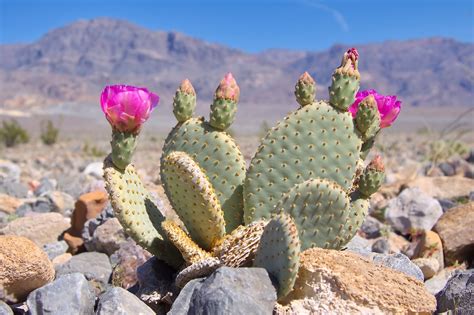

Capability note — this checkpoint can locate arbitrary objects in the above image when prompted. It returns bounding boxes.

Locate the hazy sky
[0,0,473,52]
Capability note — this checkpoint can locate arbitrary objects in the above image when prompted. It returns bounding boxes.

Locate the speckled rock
[96,287,154,315]
[278,248,436,314]
[55,252,112,284]
[436,270,473,314]
[0,236,55,301]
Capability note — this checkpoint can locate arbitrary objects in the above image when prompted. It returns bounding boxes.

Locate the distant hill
[0,18,472,112]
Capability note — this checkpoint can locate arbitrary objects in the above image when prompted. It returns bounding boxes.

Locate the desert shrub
[0,119,29,147]
[40,120,59,145]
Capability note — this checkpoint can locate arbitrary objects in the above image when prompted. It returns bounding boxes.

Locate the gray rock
[361,216,383,239]
[82,162,104,179]
[436,270,473,314]
[344,235,372,257]
[372,238,389,254]
[31,197,53,213]
[14,203,32,216]
[34,177,57,196]
[371,253,424,281]
[96,287,154,315]
[0,301,13,315]
[437,198,456,212]
[0,179,28,198]
[85,218,126,255]
[135,256,175,312]
[55,252,112,284]
[42,240,68,260]
[168,279,204,315]
[438,162,455,176]
[55,174,91,199]
[0,160,21,182]
[171,267,276,315]
[425,268,458,295]
[82,205,116,253]
[385,187,443,234]
[27,273,95,315]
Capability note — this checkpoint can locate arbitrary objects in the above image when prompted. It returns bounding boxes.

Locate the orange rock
[63,231,85,254]
[70,190,108,234]
[0,194,23,214]
[52,253,72,267]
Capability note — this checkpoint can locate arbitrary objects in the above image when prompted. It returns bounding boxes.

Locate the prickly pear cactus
[244,49,384,251]
[161,75,246,236]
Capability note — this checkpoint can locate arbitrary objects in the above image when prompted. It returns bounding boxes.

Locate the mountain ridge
[0,18,472,110]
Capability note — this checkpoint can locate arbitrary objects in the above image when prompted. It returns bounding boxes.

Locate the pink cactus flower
[215,73,240,102]
[100,85,159,133]
[349,90,401,128]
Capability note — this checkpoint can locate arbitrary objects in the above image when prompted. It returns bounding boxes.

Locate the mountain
[0,18,472,113]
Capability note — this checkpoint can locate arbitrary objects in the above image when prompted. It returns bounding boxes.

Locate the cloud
[298,0,349,32]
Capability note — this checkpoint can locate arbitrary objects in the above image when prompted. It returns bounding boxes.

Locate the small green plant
[83,141,106,157]
[40,120,59,145]
[0,119,29,147]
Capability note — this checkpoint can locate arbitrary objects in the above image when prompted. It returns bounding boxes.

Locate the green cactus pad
[212,220,266,267]
[209,98,237,131]
[340,197,370,244]
[274,178,353,250]
[161,151,226,250]
[253,213,300,300]
[173,79,196,122]
[110,130,138,170]
[329,73,359,111]
[161,117,246,233]
[355,96,381,141]
[244,101,362,224]
[358,166,385,198]
[294,72,316,106]
[103,156,182,268]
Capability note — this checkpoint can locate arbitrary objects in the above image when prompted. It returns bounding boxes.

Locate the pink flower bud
[214,73,240,102]
[368,155,385,172]
[349,90,401,128]
[100,85,159,133]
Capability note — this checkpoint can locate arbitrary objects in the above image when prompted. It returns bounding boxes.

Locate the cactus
[253,213,300,300]
[161,74,246,235]
[243,48,385,251]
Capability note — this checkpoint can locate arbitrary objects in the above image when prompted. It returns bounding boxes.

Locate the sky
[0,0,473,52]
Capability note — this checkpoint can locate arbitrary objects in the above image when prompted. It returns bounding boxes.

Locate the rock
[55,252,112,284]
[434,202,474,265]
[96,287,154,315]
[279,248,436,314]
[437,198,456,212]
[168,279,203,315]
[111,240,153,290]
[134,257,175,313]
[344,235,372,256]
[413,230,444,272]
[467,149,474,163]
[55,173,92,199]
[386,232,410,254]
[452,158,474,177]
[371,252,424,281]
[170,267,276,315]
[42,240,68,260]
[385,187,443,234]
[70,190,108,234]
[0,236,55,301]
[0,301,13,315]
[82,204,115,244]
[360,216,383,239]
[83,162,104,179]
[27,273,95,315]
[34,177,57,196]
[52,253,72,267]
[407,176,474,199]
[0,180,28,198]
[424,266,466,295]
[0,212,70,247]
[0,160,21,182]
[436,270,473,314]
[438,162,456,176]
[372,238,389,254]
[62,232,85,254]
[0,194,23,214]
[30,197,53,213]
[85,218,126,255]
[412,257,439,280]
[44,191,75,216]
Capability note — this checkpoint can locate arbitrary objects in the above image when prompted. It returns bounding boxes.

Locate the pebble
[0,301,13,315]
[27,273,96,315]
[96,287,154,315]
[34,177,57,196]
[360,216,383,239]
[385,187,443,234]
[371,238,389,254]
[0,179,28,198]
[0,194,23,214]
[42,240,69,260]
[371,252,424,281]
[411,257,439,280]
[55,252,112,284]
[0,160,21,182]
[83,162,104,179]
[84,218,126,255]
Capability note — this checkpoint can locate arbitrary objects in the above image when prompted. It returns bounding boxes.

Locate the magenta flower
[100,85,159,133]
[349,90,401,128]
